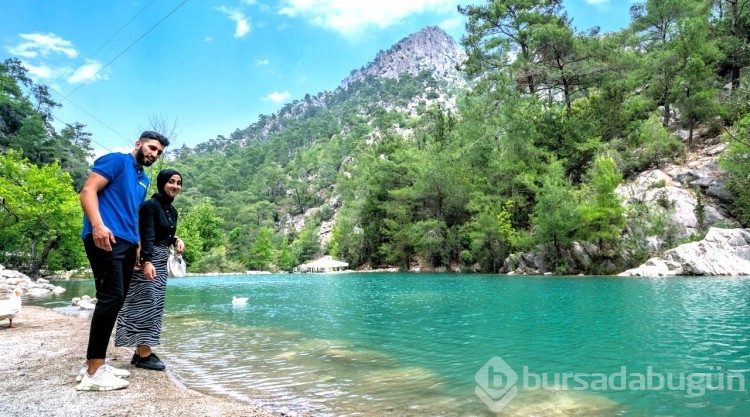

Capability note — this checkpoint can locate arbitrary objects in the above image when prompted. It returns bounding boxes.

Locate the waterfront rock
[619,228,750,276]
[503,143,741,276]
[616,143,738,242]
[569,242,592,269]
[616,170,735,242]
[503,241,600,275]
[0,264,66,296]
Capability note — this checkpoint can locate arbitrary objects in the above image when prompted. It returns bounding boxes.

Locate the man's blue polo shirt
[81,152,149,244]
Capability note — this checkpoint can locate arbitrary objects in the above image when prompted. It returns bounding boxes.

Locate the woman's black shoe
[131,353,138,365]
[134,353,166,371]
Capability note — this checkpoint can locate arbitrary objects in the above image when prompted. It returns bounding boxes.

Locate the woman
[115,169,184,371]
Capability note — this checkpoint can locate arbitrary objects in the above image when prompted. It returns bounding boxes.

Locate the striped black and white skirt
[115,245,169,348]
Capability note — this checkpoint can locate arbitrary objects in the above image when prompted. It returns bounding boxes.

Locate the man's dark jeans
[83,234,138,359]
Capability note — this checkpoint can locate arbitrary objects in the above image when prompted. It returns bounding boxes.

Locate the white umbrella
[298,256,349,272]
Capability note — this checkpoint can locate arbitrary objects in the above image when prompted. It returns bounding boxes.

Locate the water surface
[31,273,750,416]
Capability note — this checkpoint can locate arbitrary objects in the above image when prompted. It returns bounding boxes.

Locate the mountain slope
[187,26,467,153]
[340,25,467,90]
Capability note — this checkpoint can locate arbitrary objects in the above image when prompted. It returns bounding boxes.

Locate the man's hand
[92,224,116,251]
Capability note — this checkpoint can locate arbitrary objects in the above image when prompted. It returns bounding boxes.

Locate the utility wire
[1,52,126,152]
[0,54,112,152]
[3,0,189,150]
[61,0,190,102]
[57,0,161,149]
[85,0,158,61]
[49,115,118,154]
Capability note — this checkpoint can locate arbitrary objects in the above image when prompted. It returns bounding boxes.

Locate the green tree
[191,246,246,273]
[630,0,714,128]
[719,114,750,226]
[616,114,684,177]
[693,188,706,235]
[460,196,517,273]
[276,236,294,272]
[410,219,449,267]
[670,15,723,146]
[177,199,225,267]
[531,159,579,271]
[57,122,94,190]
[0,150,85,275]
[576,155,626,258]
[247,227,274,270]
[459,0,565,94]
[329,204,365,266]
[619,193,680,267]
[291,223,321,264]
[0,58,35,144]
[713,0,750,90]
[533,20,609,119]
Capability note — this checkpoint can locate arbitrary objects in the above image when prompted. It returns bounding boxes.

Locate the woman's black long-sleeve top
[139,194,178,264]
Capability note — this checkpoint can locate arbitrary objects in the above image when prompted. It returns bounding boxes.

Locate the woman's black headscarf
[153,169,182,203]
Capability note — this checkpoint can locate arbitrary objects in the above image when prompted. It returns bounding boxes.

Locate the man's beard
[136,147,155,166]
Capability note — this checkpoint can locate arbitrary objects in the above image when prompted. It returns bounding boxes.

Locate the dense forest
[3,0,750,277]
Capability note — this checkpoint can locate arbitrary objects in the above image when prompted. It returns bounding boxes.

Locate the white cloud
[439,16,463,30]
[7,33,78,58]
[16,58,105,86]
[263,90,292,103]
[67,60,106,84]
[256,58,270,66]
[7,34,106,86]
[21,62,60,79]
[22,61,77,83]
[217,6,252,37]
[584,0,609,4]
[278,0,460,37]
[204,36,215,42]
[236,19,251,37]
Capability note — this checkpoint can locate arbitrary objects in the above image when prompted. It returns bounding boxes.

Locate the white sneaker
[75,365,130,391]
[75,364,131,382]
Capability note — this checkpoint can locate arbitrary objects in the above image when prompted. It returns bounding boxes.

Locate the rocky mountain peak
[339,25,467,90]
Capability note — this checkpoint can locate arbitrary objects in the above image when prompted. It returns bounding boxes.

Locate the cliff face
[339,25,467,90]
[501,141,743,276]
[619,228,750,276]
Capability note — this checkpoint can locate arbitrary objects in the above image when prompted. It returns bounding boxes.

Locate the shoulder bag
[167,245,187,278]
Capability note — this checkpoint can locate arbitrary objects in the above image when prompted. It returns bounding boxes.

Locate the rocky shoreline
[0,306,282,417]
[618,227,750,276]
[0,264,285,416]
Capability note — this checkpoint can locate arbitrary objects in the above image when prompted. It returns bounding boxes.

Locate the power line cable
[3,0,189,149]
[49,113,120,153]
[85,0,158,61]
[58,0,159,149]
[49,115,115,154]
[1,51,129,151]
[61,0,190,102]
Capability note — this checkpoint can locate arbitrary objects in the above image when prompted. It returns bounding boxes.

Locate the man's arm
[80,172,116,251]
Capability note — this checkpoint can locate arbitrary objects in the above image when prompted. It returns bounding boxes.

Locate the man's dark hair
[139,131,170,147]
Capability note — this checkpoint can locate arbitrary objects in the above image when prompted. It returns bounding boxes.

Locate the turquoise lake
[28,273,750,416]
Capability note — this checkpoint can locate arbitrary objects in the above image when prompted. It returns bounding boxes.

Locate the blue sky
[1,0,636,155]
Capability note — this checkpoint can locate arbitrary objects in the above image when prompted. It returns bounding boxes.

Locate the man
[76,131,169,391]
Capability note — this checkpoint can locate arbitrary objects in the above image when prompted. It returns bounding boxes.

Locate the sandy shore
[0,306,282,417]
